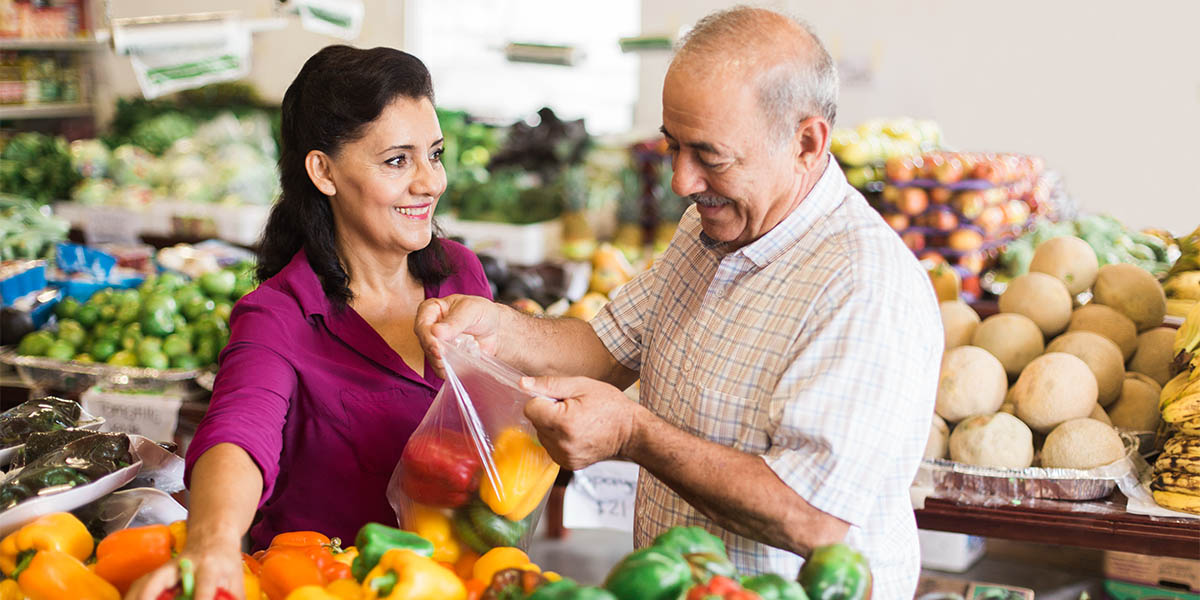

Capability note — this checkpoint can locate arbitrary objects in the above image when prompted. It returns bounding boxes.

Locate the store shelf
[915,495,1200,559]
[0,37,104,50]
[0,103,93,120]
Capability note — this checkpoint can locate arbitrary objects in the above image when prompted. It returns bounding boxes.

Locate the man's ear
[793,116,830,173]
[305,150,337,196]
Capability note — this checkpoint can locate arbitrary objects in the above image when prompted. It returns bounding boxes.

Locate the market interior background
[1,1,1199,599]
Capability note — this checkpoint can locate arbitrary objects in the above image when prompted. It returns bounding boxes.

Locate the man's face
[661,63,803,250]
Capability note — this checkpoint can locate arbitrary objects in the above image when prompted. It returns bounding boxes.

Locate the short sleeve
[760,275,942,528]
[184,297,297,507]
[590,261,663,372]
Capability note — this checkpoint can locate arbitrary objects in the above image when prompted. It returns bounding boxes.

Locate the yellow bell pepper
[0,579,24,600]
[16,549,119,600]
[285,586,340,600]
[245,562,263,600]
[472,547,540,585]
[361,549,464,600]
[324,579,364,600]
[168,520,187,553]
[543,571,562,582]
[409,504,461,564]
[479,428,560,520]
[0,513,93,576]
[332,546,358,568]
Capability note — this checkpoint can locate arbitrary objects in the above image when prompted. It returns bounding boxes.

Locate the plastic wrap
[0,397,104,466]
[912,432,1141,506]
[387,336,559,554]
[0,346,202,395]
[72,488,187,538]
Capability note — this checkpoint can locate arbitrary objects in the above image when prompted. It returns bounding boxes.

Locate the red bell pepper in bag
[399,430,482,508]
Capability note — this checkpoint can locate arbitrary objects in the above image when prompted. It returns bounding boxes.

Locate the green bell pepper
[651,527,737,581]
[603,547,692,600]
[349,522,434,582]
[451,498,530,554]
[741,573,809,600]
[528,579,618,600]
[797,544,871,600]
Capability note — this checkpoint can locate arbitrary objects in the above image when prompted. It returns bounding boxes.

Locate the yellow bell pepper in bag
[479,428,559,521]
[409,504,461,564]
[361,549,464,600]
[0,513,93,576]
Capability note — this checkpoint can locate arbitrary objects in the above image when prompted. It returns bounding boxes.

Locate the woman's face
[321,96,446,257]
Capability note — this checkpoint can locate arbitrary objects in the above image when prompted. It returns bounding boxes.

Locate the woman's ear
[305,150,337,196]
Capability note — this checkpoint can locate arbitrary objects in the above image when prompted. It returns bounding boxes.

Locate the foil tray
[0,346,201,395]
[916,431,1140,503]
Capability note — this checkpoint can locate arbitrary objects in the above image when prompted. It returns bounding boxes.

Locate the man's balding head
[671,6,838,147]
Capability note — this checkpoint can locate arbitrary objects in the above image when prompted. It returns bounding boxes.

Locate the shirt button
[681,360,692,374]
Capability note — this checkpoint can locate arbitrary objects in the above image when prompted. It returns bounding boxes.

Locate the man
[416,7,942,597]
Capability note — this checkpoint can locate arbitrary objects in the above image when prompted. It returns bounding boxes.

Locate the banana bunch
[1153,301,1200,514]
[1164,225,1200,318]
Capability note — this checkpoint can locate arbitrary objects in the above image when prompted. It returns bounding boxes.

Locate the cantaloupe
[1029,236,1099,296]
[1067,304,1138,361]
[924,415,949,460]
[1012,352,1098,433]
[972,313,1044,379]
[1089,403,1112,425]
[940,301,981,350]
[1041,418,1126,469]
[1045,331,1126,407]
[998,272,1073,337]
[1107,373,1163,431]
[936,346,1008,422]
[1091,263,1167,331]
[949,412,1034,469]
[1128,327,1177,386]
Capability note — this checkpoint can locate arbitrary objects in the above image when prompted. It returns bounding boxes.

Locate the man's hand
[415,294,505,377]
[520,376,642,470]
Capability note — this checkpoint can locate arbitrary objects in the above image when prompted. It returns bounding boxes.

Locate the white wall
[636,0,1200,233]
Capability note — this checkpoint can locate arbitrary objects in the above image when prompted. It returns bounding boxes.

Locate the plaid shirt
[592,158,943,598]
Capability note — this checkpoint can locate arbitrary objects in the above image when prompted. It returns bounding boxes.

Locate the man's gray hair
[676,6,839,146]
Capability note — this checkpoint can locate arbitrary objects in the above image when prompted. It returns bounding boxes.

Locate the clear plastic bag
[387,336,560,557]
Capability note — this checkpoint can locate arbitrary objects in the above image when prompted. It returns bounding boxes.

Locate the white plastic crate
[439,215,562,265]
[918,529,986,572]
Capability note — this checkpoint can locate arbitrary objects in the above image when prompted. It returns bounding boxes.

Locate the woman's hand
[125,532,245,600]
[414,294,506,376]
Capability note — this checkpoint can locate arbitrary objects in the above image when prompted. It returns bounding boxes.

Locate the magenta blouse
[184,243,491,549]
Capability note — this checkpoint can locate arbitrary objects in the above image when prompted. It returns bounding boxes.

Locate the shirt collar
[698,155,847,269]
[277,248,334,319]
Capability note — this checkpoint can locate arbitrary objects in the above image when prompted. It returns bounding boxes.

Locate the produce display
[1153,302,1200,514]
[831,118,942,192]
[0,132,79,205]
[14,264,252,369]
[994,216,1173,285]
[0,431,132,509]
[930,238,1169,476]
[0,195,70,261]
[1162,225,1200,318]
[0,396,81,448]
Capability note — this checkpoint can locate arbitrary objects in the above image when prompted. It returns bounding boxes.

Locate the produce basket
[0,346,201,395]
[914,431,1142,504]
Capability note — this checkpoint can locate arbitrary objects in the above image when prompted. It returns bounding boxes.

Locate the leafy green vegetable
[0,133,80,204]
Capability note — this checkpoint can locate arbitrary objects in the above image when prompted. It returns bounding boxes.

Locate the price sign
[563,460,640,532]
[81,387,183,443]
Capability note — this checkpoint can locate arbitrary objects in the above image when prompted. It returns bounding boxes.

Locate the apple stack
[880,152,1048,292]
[830,118,942,194]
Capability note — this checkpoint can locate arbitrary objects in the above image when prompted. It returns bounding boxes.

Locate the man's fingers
[520,376,593,399]
[523,394,562,427]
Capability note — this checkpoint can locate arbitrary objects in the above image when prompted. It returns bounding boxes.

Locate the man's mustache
[689,193,732,207]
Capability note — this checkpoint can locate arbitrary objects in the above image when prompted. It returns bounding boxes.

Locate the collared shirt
[184,243,490,549]
[592,158,943,598]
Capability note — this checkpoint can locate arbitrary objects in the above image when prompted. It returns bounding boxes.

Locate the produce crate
[439,215,562,266]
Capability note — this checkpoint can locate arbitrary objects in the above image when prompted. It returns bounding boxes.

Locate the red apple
[952,190,986,219]
[919,209,958,231]
[902,230,926,252]
[897,187,929,216]
[947,228,984,252]
[882,212,910,232]
[929,187,953,205]
[885,156,918,182]
[921,153,944,179]
[961,272,982,297]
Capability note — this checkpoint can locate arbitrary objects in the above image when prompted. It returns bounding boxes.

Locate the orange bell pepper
[463,579,486,600]
[258,531,352,599]
[92,524,174,594]
[453,549,479,581]
[244,553,264,577]
[15,549,119,600]
[479,428,559,521]
[0,513,93,576]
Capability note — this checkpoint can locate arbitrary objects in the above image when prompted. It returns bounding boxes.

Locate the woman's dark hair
[257,45,454,306]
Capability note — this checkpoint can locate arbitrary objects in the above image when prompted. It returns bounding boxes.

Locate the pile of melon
[930,236,1171,471]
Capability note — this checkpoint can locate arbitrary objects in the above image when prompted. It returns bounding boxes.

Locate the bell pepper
[350,523,434,582]
[0,512,93,576]
[361,549,465,600]
[245,562,263,600]
[479,567,546,600]
[651,527,737,582]
[409,504,462,563]
[527,579,618,600]
[464,579,487,600]
[602,547,692,600]
[324,579,364,600]
[400,430,483,508]
[452,499,530,554]
[169,520,188,553]
[455,550,480,581]
[153,558,237,600]
[260,549,328,600]
[686,575,761,600]
[797,545,871,600]
[0,580,24,600]
[472,547,539,585]
[14,549,119,600]
[333,547,358,568]
[740,574,808,600]
[479,428,560,520]
[92,524,174,594]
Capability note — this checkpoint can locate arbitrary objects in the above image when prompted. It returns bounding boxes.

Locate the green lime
[89,339,118,362]
[214,302,233,324]
[143,293,178,316]
[98,304,117,322]
[75,304,100,328]
[162,333,192,358]
[115,289,140,307]
[137,336,163,356]
[73,353,94,363]
[106,350,139,367]
[89,289,114,306]
[170,354,201,370]
[156,272,186,291]
[137,348,169,370]
[173,313,188,332]
[56,320,86,349]
[93,322,113,339]
[45,340,76,361]
[194,338,218,366]
[141,308,175,337]
[173,284,203,309]
[17,331,55,356]
[115,302,140,325]
[181,295,216,321]
[54,297,81,320]
[232,275,257,300]
[200,270,236,300]
[120,323,143,350]
[138,276,157,293]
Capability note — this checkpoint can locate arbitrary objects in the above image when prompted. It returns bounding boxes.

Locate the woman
[130,46,491,600]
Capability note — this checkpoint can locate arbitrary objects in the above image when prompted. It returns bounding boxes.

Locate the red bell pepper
[400,430,482,508]
[686,575,762,600]
[152,558,237,600]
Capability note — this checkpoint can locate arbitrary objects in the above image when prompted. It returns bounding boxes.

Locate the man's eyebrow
[659,126,720,155]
